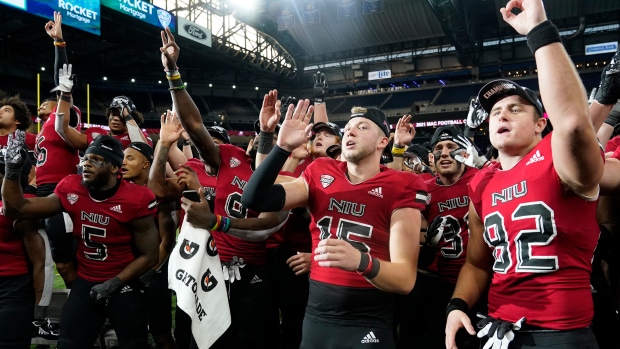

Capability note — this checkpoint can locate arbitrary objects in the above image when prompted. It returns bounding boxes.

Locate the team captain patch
[320,175,334,188]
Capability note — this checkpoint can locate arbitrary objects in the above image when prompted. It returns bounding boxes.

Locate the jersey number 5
[484,202,558,273]
[316,216,373,253]
[82,225,108,261]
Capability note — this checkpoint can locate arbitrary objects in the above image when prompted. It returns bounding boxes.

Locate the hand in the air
[277,99,314,152]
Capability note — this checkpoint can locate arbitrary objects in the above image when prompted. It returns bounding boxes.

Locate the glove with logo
[426,216,446,247]
[452,135,489,169]
[280,96,297,116]
[466,98,488,128]
[594,48,620,105]
[4,130,28,181]
[50,64,77,94]
[313,71,328,103]
[476,315,526,349]
[90,276,123,306]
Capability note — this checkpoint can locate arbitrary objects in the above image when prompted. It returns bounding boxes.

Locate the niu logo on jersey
[180,239,200,259]
[230,157,241,168]
[526,150,544,165]
[368,187,383,198]
[320,175,334,188]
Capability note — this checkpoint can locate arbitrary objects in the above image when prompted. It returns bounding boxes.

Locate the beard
[81,170,110,190]
[343,145,374,163]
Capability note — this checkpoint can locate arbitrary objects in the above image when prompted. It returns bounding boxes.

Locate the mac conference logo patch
[157,9,172,28]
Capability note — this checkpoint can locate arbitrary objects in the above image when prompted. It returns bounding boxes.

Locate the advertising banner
[102,0,176,32]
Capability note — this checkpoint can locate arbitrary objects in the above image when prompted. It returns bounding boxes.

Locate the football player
[445,1,603,348]
[242,102,427,349]
[2,133,160,349]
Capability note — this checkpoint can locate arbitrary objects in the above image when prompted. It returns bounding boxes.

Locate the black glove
[90,276,123,306]
[280,96,297,115]
[313,71,328,103]
[595,49,620,105]
[4,130,28,181]
[139,269,158,287]
[426,216,446,247]
[476,315,526,349]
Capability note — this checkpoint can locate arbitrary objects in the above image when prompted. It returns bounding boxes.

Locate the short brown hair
[0,96,33,131]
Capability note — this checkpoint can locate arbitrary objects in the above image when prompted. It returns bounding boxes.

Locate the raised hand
[466,98,488,128]
[44,11,63,41]
[50,64,76,93]
[159,110,184,146]
[594,48,620,105]
[277,99,314,152]
[313,71,328,103]
[394,115,415,146]
[160,27,180,71]
[246,137,255,156]
[259,90,280,132]
[452,135,489,169]
[500,0,548,35]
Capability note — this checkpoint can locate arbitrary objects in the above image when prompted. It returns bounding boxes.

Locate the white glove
[466,98,488,128]
[222,256,245,283]
[452,135,488,169]
[477,315,526,349]
[425,216,446,247]
[50,64,75,93]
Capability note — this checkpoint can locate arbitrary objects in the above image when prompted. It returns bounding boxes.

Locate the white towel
[168,217,231,348]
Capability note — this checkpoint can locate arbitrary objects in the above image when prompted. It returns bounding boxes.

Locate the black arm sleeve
[241,145,290,212]
[54,44,68,86]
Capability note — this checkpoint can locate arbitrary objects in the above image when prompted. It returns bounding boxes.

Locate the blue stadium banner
[302,0,319,26]
[337,0,356,19]
[0,0,26,10]
[278,5,294,31]
[101,0,176,32]
[363,0,383,15]
[27,0,101,35]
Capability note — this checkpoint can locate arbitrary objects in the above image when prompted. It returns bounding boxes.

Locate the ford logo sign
[184,24,206,40]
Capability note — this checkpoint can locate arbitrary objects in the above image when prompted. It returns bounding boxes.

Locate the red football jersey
[211,144,264,264]
[184,158,217,201]
[468,133,599,330]
[55,176,157,282]
[0,195,36,277]
[605,135,620,153]
[423,167,477,284]
[35,110,81,186]
[84,128,153,149]
[303,158,428,288]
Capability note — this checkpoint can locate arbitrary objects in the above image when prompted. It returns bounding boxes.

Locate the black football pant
[395,271,482,349]
[144,263,173,337]
[0,275,34,349]
[487,327,598,349]
[300,315,394,349]
[57,276,149,349]
[188,264,279,349]
[267,247,310,349]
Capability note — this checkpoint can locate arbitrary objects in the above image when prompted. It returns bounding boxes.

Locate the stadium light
[255,87,259,90]
[184,82,188,86]
[209,83,213,87]
[103,76,108,81]
[131,78,135,82]
[158,80,162,84]
[41,67,45,71]
[232,85,236,89]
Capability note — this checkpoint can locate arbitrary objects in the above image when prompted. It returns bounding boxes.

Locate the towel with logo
[168,217,231,348]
